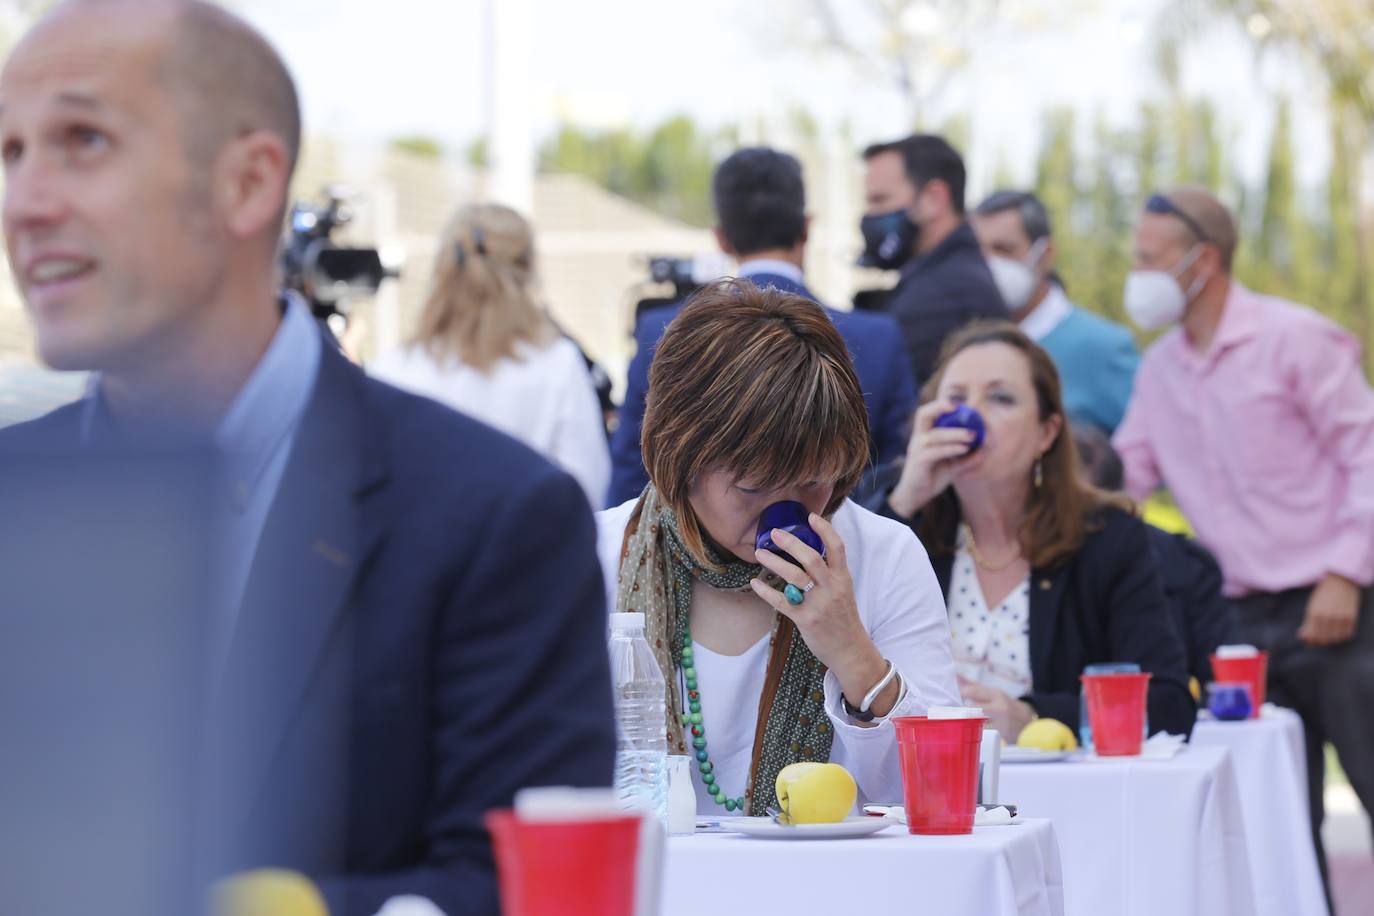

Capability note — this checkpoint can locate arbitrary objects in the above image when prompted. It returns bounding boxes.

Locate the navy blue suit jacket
[888,222,1007,389]
[607,271,917,507]
[3,338,616,916]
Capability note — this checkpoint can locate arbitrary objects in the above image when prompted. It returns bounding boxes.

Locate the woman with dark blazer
[870,321,1195,742]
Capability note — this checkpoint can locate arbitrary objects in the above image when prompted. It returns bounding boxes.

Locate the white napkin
[1214,644,1260,659]
[374,897,447,916]
[1139,732,1187,758]
[1082,731,1186,761]
[878,805,1016,827]
[928,705,985,719]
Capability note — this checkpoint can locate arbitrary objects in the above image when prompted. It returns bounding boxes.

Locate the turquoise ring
[784,583,805,606]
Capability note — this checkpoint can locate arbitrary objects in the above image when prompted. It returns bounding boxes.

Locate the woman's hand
[958,677,1037,744]
[887,398,979,519]
[750,514,897,720]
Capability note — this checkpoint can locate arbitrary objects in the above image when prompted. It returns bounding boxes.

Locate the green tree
[389,135,444,160]
[1190,0,1374,366]
[539,115,723,228]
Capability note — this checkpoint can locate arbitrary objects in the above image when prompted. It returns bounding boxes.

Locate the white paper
[928,705,985,719]
[1214,644,1260,659]
[513,786,622,820]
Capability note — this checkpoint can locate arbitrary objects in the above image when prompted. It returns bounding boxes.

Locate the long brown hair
[409,203,555,372]
[918,321,1133,570]
[642,280,871,568]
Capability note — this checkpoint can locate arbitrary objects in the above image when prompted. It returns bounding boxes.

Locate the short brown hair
[917,322,1132,569]
[642,280,870,566]
[1160,186,1238,271]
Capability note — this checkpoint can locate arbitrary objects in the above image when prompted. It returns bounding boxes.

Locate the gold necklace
[963,525,1022,572]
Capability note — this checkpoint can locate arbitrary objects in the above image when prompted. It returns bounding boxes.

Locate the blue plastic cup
[754,501,825,568]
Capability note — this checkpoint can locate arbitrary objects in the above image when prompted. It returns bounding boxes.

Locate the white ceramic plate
[1000,747,1073,763]
[725,815,893,840]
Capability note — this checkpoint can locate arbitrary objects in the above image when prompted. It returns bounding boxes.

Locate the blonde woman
[372,204,610,506]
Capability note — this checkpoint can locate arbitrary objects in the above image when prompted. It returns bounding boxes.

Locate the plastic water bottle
[608,612,668,824]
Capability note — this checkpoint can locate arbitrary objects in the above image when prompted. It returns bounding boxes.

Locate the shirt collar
[215,292,323,504]
[1165,280,1261,368]
[737,258,804,286]
[79,294,323,477]
[1209,282,1263,352]
[1018,284,1074,341]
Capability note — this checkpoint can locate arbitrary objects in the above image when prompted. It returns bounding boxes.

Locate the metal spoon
[765,805,793,826]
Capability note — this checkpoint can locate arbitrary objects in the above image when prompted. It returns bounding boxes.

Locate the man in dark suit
[860,135,1007,388]
[607,146,917,507]
[0,3,614,915]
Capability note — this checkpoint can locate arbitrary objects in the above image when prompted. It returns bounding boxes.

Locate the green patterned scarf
[615,485,834,815]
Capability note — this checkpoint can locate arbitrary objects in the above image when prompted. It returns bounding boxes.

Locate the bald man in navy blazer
[0,3,613,914]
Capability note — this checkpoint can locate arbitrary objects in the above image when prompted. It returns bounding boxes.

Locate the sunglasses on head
[1145,193,1211,244]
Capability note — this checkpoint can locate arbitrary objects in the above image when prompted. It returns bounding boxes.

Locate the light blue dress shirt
[81,294,323,659]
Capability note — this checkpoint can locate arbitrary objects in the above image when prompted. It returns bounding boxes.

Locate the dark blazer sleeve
[1149,528,1237,685]
[1025,513,1195,738]
[607,315,660,508]
[872,326,918,467]
[320,467,616,916]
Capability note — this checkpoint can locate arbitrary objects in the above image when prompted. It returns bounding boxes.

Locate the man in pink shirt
[1114,187,1374,897]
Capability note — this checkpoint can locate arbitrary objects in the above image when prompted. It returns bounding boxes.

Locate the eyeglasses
[1145,193,1211,243]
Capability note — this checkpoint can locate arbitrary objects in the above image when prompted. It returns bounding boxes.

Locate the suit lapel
[1027,564,1070,691]
[218,341,387,803]
[934,537,1068,693]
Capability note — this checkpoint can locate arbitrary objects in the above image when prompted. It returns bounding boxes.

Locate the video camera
[280,188,396,328]
[631,254,729,324]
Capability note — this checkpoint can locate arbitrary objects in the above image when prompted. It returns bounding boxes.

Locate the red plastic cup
[893,715,988,835]
[1210,651,1268,719]
[485,810,641,916]
[1081,672,1152,756]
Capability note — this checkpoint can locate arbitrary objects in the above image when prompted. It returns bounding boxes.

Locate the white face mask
[987,238,1047,312]
[1123,245,1205,330]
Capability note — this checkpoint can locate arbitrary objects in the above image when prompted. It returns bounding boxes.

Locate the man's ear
[214,130,291,241]
[1041,238,1057,273]
[1199,242,1224,278]
[921,179,952,216]
[713,225,736,258]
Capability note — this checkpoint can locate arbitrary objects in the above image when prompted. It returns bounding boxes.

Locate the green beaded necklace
[677,624,747,812]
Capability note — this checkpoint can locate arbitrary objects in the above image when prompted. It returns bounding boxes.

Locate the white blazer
[372,337,610,507]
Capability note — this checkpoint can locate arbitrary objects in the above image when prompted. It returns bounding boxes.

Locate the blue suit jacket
[607,272,917,507]
[1038,305,1140,434]
[3,338,617,916]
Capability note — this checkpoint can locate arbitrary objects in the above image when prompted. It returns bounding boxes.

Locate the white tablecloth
[1192,706,1327,915]
[999,745,1254,916]
[664,818,1064,916]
